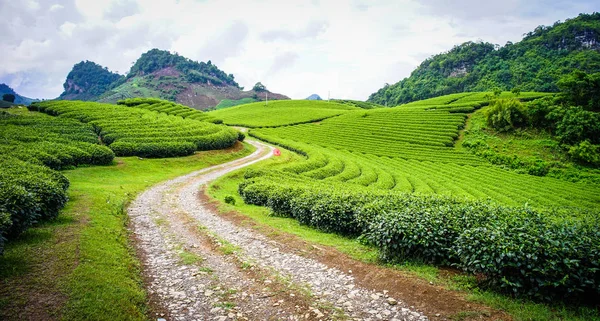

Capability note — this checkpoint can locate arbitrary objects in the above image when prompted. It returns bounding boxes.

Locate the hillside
[211,94,599,306]
[59,61,123,101]
[0,83,38,105]
[369,12,600,105]
[59,49,289,109]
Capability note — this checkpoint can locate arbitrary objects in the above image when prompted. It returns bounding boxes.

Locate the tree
[253,82,266,92]
[493,88,502,97]
[511,87,521,97]
[568,140,600,166]
[2,94,15,103]
[555,106,600,145]
[366,13,600,106]
[557,70,600,111]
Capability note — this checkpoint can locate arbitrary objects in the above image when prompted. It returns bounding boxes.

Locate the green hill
[59,49,289,109]
[368,13,600,105]
[59,61,123,101]
[0,83,39,105]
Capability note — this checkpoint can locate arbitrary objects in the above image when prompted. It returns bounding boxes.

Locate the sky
[0,0,598,100]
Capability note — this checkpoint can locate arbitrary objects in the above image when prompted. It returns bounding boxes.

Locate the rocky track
[128,140,428,321]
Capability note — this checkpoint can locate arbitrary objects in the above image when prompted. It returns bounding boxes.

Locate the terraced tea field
[209,99,360,127]
[32,100,239,157]
[2,93,599,320]
[212,92,600,300]
[1,101,242,253]
[223,93,598,209]
[117,97,221,123]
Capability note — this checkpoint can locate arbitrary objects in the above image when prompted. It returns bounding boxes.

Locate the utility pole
[265,91,268,106]
[328,91,330,102]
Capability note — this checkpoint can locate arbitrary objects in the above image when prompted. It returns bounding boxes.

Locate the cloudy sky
[1,0,598,100]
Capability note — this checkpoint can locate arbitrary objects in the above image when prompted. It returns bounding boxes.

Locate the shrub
[0,158,69,253]
[110,141,197,158]
[238,177,600,301]
[237,131,246,142]
[0,183,38,239]
[484,99,528,132]
[0,210,11,254]
[2,94,16,103]
[224,195,236,205]
[455,213,600,300]
[526,96,558,128]
[568,140,600,166]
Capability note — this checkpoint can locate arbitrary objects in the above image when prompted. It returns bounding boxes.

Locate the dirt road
[128,140,428,321]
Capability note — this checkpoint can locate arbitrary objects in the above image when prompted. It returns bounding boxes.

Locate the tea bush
[238,177,600,300]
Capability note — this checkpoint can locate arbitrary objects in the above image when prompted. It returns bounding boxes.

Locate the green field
[208,148,600,321]
[243,94,598,209]
[32,100,239,157]
[0,99,252,319]
[208,99,361,127]
[117,97,221,123]
[0,143,254,320]
[1,101,242,254]
[213,92,600,302]
[2,91,599,320]
[215,97,258,109]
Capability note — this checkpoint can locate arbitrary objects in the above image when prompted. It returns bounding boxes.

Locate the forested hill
[58,49,288,109]
[368,12,600,106]
[59,61,123,101]
[126,49,239,88]
[0,83,38,105]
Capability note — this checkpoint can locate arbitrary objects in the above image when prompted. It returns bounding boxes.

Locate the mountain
[0,83,38,105]
[368,12,600,106]
[59,61,123,101]
[59,49,289,109]
[306,94,322,100]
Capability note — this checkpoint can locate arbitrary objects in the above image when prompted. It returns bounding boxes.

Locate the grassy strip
[0,142,255,320]
[207,148,599,321]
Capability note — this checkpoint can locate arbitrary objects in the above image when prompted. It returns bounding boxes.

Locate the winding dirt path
[128,140,429,321]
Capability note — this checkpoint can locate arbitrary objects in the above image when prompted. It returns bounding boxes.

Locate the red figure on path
[273,148,281,156]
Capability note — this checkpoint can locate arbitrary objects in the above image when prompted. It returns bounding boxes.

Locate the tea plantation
[31,100,239,157]
[117,97,222,123]
[212,92,600,300]
[208,99,361,127]
[0,101,242,253]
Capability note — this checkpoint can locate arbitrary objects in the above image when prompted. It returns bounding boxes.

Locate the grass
[216,98,258,109]
[459,108,567,161]
[213,236,240,255]
[206,146,600,321]
[179,249,204,265]
[458,106,600,183]
[450,310,491,321]
[0,141,255,320]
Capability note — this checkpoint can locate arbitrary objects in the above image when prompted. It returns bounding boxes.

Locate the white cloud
[50,4,64,12]
[1,0,597,100]
[59,21,76,37]
[26,0,40,10]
